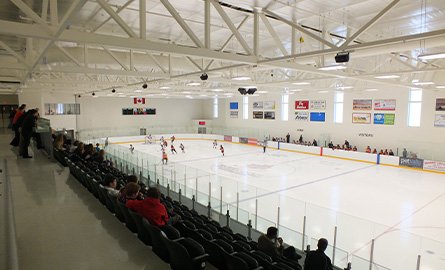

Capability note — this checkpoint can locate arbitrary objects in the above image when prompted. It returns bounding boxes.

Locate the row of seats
[62,150,301,270]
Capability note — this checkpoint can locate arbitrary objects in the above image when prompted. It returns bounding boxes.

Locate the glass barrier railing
[92,132,445,270]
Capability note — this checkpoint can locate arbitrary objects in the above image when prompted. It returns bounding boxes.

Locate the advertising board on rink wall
[224,135,232,142]
[423,160,445,172]
[239,137,248,144]
[399,157,424,169]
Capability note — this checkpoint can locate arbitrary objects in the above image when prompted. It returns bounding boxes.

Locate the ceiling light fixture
[375,75,400,79]
[292,82,310,85]
[186,82,200,86]
[413,82,434,86]
[418,52,445,60]
[337,86,353,90]
[232,76,251,81]
[134,89,143,92]
[318,90,329,93]
[159,86,170,89]
[211,89,224,92]
[318,65,347,71]
[436,86,445,89]
[365,88,378,92]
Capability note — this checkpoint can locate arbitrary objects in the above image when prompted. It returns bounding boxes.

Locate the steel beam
[259,13,288,56]
[96,0,137,38]
[205,0,211,49]
[92,0,135,33]
[11,0,52,33]
[0,41,30,68]
[341,0,400,49]
[103,46,129,70]
[210,0,253,55]
[264,9,335,49]
[140,0,146,39]
[160,0,204,48]
[50,0,58,26]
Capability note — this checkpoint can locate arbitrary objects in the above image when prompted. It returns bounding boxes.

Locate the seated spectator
[126,187,170,227]
[118,175,144,203]
[312,139,317,146]
[102,174,119,196]
[118,182,141,204]
[372,148,377,154]
[352,146,357,151]
[383,149,388,155]
[258,226,302,263]
[304,238,333,270]
[95,143,101,152]
[328,141,334,149]
[53,134,65,151]
[82,144,95,160]
[379,149,384,155]
[93,149,106,163]
[344,140,350,148]
[365,146,371,153]
[336,144,341,149]
[74,142,85,156]
[389,149,394,156]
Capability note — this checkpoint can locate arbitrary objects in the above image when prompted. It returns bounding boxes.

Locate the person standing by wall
[19,109,37,158]
[10,104,26,146]
[286,133,290,143]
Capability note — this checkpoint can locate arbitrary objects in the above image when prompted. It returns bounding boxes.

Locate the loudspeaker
[335,52,349,63]
[238,88,247,95]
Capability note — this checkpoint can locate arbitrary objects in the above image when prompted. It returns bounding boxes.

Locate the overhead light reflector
[418,52,445,60]
[375,75,400,79]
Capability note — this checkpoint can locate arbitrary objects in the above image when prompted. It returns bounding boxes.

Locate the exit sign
[198,121,206,125]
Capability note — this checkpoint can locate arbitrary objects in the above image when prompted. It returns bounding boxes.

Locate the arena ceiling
[0,0,444,98]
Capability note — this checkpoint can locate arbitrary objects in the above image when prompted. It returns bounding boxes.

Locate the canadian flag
[134,97,145,104]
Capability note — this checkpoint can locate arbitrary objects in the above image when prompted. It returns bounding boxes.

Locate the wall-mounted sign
[263,101,276,110]
[436,98,445,111]
[353,99,372,110]
[230,102,239,110]
[374,113,395,125]
[434,114,445,127]
[358,133,374,137]
[253,101,263,110]
[374,99,396,111]
[253,111,264,119]
[264,111,275,120]
[230,111,238,118]
[122,108,156,115]
[310,100,326,110]
[295,100,309,110]
[310,112,325,122]
[352,113,371,124]
[295,111,309,121]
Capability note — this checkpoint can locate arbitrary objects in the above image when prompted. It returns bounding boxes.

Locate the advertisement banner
[310,100,326,110]
[434,114,445,127]
[295,100,309,110]
[230,102,238,110]
[399,157,424,169]
[436,98,445,111]
[352,113,371,124]
[239,137,248,144]
[353,99,372,110]
[423,160,445,172]
[374,113,395,125]
[253,101,263,110]
[248,138,258,145]
[295,111,309,121]
[374,99,396,111]
[230,111,238,118]
[263,101,276,110]
[253,111,264,119]
[310,112,325,122]
[264,111,275,120]
[224,135,232,142]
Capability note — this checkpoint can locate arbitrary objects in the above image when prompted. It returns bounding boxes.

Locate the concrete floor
[1,131,172,270]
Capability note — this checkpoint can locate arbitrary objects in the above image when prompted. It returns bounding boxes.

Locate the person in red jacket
[126,187,169,227]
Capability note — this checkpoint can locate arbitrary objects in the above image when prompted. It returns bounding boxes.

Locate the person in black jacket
[19,109,38,158]
[304,238,333,270]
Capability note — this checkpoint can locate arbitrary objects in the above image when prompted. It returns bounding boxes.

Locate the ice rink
[107,136,445,270]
